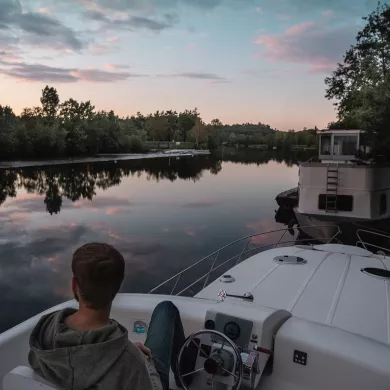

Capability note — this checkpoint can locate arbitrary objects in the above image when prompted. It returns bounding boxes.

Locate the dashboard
[179,308,289,389]
[204,311,256,349]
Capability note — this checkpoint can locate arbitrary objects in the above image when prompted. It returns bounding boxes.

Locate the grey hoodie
[28,308,162,390]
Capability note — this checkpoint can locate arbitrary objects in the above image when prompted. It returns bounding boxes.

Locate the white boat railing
[149,225,342,297]
[356,229,390,254]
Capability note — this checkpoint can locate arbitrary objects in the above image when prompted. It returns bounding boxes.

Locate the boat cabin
[297,129,390,220]
[318,129,363,162]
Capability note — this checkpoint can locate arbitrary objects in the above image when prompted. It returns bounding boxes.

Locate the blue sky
[0,0,377,129]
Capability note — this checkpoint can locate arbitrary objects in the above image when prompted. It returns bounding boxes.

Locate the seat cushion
[3,366,56,390]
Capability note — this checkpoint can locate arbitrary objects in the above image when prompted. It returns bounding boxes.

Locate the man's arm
[125,359,160,390]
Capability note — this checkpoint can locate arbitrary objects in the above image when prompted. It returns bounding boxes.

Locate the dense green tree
[145,115,170,142]
[41,86,60,119]
[325,3,390,155]
[211,118,223,128]
[178,109,199,141]
[0,84,320,161]
[187,118,206,146]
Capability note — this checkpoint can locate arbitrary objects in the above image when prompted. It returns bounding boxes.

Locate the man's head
[72,243,125,310]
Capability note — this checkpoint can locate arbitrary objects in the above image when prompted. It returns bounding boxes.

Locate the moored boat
[286,129,390,242]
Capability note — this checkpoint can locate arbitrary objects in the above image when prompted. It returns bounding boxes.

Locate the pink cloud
[186,230,196,237]
[0,52,23,62]
[162,228,170,233]
[89,39,118,55]
[37,8,51,14]
[254,21,357,73]
[285,21,315,36]
[9,212,29,222]
[69,68,133,82]
[106,208,120,215]
[104,63,130,71]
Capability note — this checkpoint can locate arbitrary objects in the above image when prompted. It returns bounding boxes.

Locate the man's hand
[135,342,152,359]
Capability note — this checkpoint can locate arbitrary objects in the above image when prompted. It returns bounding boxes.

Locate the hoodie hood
[29,308,129,390]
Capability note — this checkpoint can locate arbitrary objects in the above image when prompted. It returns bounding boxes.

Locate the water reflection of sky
[0,154,299,332]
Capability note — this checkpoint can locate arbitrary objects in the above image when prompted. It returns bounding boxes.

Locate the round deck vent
[219,274,235,283]
[361,267,390,280]
[273,255,307,265]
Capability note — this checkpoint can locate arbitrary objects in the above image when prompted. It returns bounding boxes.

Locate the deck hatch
[273,255,307,265]
[361,267,390,280]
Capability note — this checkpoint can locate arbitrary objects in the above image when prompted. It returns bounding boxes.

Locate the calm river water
[0,149,312,332]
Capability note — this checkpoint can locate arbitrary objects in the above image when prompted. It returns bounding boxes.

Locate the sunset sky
[0,0,376,130]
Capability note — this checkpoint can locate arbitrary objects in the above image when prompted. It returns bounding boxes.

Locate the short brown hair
[72,243,125,309]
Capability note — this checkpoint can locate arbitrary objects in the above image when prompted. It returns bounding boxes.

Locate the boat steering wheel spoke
[177,330,243,390]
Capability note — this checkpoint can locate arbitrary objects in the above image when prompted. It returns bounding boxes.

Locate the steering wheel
[177,330,243,390]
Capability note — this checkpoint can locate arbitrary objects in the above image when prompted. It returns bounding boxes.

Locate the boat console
[177,307,291,389]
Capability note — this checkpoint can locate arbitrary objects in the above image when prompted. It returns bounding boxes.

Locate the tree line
[325,2,390,157]
[0,87,319,160]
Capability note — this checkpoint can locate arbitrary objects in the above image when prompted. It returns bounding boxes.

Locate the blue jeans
[145,301,186,390]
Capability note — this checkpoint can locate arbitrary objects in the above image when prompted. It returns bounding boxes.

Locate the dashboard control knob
[205,320,215,330]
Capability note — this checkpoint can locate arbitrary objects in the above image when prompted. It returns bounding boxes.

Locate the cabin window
[380,193,387,215]
[320,135,331,155]
[333,135,358,156]
[318,195,353,211]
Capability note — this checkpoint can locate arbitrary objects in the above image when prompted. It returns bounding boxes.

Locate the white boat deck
[197,244,390,345]
[2,241,390,390]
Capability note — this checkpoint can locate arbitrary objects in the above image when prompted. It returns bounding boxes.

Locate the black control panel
[293,350,307,366]
[204,312,253,349]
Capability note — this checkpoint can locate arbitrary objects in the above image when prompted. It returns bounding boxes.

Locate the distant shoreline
[0,150,210,169]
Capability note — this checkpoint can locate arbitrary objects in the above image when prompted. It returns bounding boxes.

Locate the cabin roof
[317,129,363,135]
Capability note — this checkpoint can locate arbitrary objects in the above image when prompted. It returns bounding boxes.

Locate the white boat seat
[3,366,56,390]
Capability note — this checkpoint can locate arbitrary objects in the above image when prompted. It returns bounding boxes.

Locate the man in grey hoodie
[28,243,188,390]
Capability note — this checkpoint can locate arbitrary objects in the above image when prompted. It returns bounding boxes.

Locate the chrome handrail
[149,225,342,296]
[356,229,390,254]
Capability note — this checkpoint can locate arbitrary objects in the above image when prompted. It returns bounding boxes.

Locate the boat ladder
[326,164,339,213]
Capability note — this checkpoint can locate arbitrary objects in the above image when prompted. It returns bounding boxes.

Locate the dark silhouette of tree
[41,86,59,119]
[325,3,390,156]
[1,84,321,161]
[0,170,17,206]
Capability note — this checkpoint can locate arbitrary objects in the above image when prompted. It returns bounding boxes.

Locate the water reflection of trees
[218,148,315,167]
[0,149,313,215]
[0,156,223,214]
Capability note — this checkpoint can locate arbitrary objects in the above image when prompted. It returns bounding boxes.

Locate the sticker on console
[133,320,148,334]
